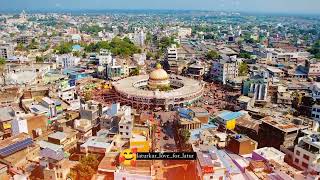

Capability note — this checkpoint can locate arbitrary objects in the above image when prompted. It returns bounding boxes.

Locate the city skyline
[1,0,320,15]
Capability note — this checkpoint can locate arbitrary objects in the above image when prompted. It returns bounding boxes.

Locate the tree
[239,52,251,59]
[206,50,219,60]
[309,40,320,59]
[71,154,100,180]
[54,42,73,54]
[238,62,248,76]
[130,67,140,76]
[146,51,154,60]
[35,56,44,63]
[178,129,190,143]
[0,57,6,65]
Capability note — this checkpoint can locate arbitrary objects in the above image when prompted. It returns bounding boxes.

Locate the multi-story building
[97,49,112,66]
[56,54,80,69]
[0,43,13,59]
[80,100,100,126]
[310,82,320,101]
[133,53,146,66]
[196,149,226,180]
[226,134,258,155]
[210,55,240,84]
[293,133,320,174]
[312,104,320,122]
[301,59,320,77]
[74,119,92,142]
[258,116,308,149]
[242,74,269,103]
[47,128,77,153]
[118,106,133,139]
[133,29,145,47]
[166,44,178,61]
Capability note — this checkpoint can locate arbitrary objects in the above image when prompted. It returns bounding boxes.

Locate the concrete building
[56,54,80,69]
[133,29,145,47]
[133,53,146,66]
[97,49,112,66]
[226,134,258,155]
[210,55,240,84]
[252,147,285,163]
[11,117,28,136]
[80,100,100,126]
[311,104,320,122]
[196,150,226,180]
[178,27,192,38]
[0,43,13,59]
[118,106,133,139]
[293,133,320,174]
[242,74,269,103]
[74,119,93,142]
[301,59,320,77]
[310,82,320,101]
[258,116,308,149]
[47,128,77,153]
[166,44,178,61]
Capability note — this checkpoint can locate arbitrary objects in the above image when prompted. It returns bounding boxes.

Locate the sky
[1,0,320,15]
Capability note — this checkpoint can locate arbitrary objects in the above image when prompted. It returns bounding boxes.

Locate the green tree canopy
[0,57,6,65]
[85,37,140,57]
[309,40,320,59]
[54,42,73,54]
[239,62,249,76]
[239,52,251,59]
[206,50,219,60]
[35,56,44,63]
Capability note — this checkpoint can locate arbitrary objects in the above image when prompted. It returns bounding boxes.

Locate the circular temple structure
[113,70,204,110]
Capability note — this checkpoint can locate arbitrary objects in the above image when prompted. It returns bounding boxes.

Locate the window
[126,132,129,135]
[120,126,123,129]
[303,154,309,160]
[317,109,320,112]
[295,158,299,163]
[126,126,129,129]
[210,176,213,179]
[302,162,308,168]
[296,151,300,156]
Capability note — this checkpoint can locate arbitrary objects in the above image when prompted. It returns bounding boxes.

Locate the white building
[0,43,13,59]
[118,106,133,139]
[97,49,112,66]
[211,55,240,84]
[133,30,145,47]
[310,82,320,101]
[56,55,80,69]
[166,44,178,61]
[293,133,320,174]
[11,117,28,136]
[133,53,146,66]
[178,27,192,38]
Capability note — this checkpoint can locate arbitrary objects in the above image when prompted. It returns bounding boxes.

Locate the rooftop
[48,132,67,141]
[261,116,308,132]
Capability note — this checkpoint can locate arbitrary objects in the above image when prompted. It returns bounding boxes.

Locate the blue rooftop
[218,111,244,121]
[190,123,217,141]
[72,45,81,51]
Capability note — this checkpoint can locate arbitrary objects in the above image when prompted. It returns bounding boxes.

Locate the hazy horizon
[1,0,320,15]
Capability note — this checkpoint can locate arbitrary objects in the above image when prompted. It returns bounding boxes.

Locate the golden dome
[149,64,169,80]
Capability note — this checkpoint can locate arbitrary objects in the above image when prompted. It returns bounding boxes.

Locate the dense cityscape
[0,2,320,180]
